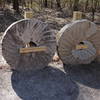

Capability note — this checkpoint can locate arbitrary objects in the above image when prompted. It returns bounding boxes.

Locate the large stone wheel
[57,19,100,65]
[2,19,56,71]
[87,29,100,62]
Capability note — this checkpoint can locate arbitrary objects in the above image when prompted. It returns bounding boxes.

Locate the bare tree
[56,0,62,10]
[50,0,53,8]
[85,0,89,12]
[44,0,48,7]
[12,0,19,13]
[73,0,79,11]
[91,0,95,21]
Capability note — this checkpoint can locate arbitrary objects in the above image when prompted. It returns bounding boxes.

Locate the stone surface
[2,19,56,71]
[57,19,100,65]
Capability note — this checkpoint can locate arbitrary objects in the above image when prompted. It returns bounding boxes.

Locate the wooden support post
[73,11,83,21]
[24,11,33,19]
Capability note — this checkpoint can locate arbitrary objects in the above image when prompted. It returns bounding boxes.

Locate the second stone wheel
[2,19,56,71]
[57,19,100,65]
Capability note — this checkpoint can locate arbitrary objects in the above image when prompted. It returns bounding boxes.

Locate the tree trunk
[56,0,61,9]
[31,0,33,8]
[73,0,79,11]
[91,0,95,21]
[94,0,98,10]
[0,0,3,9]
[51,0,53,8]
[85,0,89,12]
[44,0,48,8]
[12,0,19,13]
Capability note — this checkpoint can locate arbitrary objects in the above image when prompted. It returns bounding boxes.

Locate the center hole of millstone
[20,41,39,54]
[76,41,88,50]
[29,41,37,47]
[79,42,84,45]
[26,41,37,47]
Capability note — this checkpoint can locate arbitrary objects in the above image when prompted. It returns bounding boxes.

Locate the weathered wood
[73,11,83,21]
[2,19,56,71]
[24,11,33,19]
[76,44,88,50]
[57,19,99,65]
[19,46,47,54]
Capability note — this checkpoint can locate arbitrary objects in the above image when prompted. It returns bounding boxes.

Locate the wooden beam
[76,44,88,50]
[19,46,47,54]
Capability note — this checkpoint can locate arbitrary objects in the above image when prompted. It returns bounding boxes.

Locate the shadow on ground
[11,66,79,100]
[64,62,100,89]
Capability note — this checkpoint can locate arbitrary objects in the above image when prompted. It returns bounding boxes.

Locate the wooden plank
[76,44,88,50]
[19,46,47,54]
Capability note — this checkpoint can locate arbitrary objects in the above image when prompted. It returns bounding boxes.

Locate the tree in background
[44,0,48,8]
[0,0,100,20]
[56,0,62,9]
[85,0,89,12]
[0,0,6,9]
[73,0,79,11]
[12,0,19,13]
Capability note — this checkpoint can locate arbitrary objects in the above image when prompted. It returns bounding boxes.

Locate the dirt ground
[1,46,100,100]
[0,9,100,100]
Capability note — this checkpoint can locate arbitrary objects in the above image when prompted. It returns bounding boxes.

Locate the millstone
[2,19,56,71]
[87,29,100,62]
[57,19,100,65]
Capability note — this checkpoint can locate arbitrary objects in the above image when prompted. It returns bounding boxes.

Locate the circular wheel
[2,19,56,71]
[57,19,99,65]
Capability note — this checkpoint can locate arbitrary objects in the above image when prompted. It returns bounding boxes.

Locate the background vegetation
[0,0,99,12]
[0,0,100,22]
